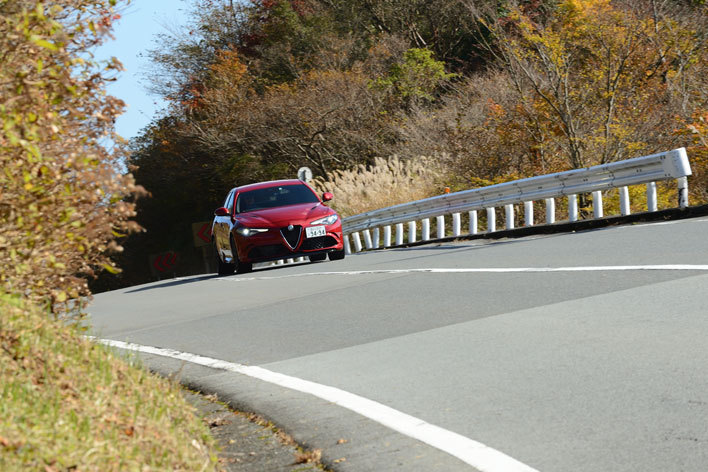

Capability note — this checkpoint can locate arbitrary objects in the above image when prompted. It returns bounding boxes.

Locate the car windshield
[236,184,319,213]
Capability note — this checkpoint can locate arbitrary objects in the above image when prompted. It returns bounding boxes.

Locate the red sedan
[212,180,345,275]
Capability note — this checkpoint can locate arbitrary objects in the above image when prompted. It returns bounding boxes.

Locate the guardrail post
[363,229,373,249]
[352,232,363,252]
[524,201,534,226]
[383,226,392,247]
[343,235,351,255]
[421,218,430,241]
[372,227,380,249]
[436,215,445,239]
[505,204,515,230]
[619,186,631,216]
[408,221,417,243]
[545,198,555,224]
[486,208,496,232]
[568,195,578,222]
[469,210,478,235]
[646,182,657,212]
[452,213,461,237]
[593,191,603,218]
[395,223,404,245]
[678,177,689,209]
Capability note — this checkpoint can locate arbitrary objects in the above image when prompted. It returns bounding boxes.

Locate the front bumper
[233,226,344,263]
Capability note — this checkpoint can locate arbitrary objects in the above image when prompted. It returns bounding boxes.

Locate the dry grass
[0,292,218,471]
[313,155,445,217]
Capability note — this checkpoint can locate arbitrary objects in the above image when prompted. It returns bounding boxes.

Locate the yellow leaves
[29,35,59,52]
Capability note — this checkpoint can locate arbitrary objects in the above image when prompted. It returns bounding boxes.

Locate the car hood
[237,203,334,227]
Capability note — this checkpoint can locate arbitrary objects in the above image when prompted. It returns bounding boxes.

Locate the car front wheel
[230,235,253,274]
[309,253,327,262]
[328,249,345,261]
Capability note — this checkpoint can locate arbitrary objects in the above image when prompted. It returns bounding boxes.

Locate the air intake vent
[280,225,302,249]
[301,236,337,251]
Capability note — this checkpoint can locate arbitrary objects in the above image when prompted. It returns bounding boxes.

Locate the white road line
[216,265,708,282]
[98,339,539,472]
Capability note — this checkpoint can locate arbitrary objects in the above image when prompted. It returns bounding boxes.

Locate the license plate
[305,225,326,238]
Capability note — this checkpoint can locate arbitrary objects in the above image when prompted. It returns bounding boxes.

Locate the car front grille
[280,225,302,249]
[300,236,338,251]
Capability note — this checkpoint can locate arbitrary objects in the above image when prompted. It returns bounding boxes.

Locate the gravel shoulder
[183,389,332,472]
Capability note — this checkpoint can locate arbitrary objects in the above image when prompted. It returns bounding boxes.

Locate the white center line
[216,265,708,282]
[98,339,539,472]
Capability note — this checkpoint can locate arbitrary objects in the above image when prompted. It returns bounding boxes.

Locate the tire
[214,243,235,275]
[309,253,327,262]
[230,235,253,274]
[328,249,345,261]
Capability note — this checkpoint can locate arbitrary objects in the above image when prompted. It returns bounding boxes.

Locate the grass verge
[0,291,218,471]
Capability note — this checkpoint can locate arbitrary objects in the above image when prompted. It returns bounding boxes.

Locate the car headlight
[310,214,338,226]
[236,227,268,237]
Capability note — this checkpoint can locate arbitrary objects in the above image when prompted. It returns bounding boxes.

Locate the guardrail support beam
[486,208,496,232]
[646,182,657,212]
[437,215,445,239]
[568,195,578,222]
[395,223,404,246]
[593,191,603,218]
[524,201,534,226]
[619,186,631,216]
[383,226,392,247]
[352,232,363,252]
[678,176,689,209]
[545,198,555,224]
[452,213,461,237]
[343,235,351,255]
[372,227,380,249]
[408,221,417,243]
[363,229,373,249]
[505,204,515,230]
[421,218,430,241]
[469,210,478,234]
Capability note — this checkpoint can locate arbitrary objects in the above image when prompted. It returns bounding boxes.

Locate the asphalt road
[89,216,708,472]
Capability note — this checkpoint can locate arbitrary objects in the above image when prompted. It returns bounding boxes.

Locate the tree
[471,0,708,169]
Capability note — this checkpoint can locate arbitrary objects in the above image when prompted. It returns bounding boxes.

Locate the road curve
[89,216,708,472]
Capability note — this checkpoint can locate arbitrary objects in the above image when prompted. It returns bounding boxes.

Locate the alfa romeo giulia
[212,180,345,275]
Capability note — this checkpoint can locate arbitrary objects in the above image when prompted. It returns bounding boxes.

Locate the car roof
[232,179,309,193]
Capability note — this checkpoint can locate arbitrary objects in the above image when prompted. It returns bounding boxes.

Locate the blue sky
[94,0,191,141]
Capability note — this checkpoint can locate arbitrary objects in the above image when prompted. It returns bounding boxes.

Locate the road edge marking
[215,265,708,282]
[97,338,539,472]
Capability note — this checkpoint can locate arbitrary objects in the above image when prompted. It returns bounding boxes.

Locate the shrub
[0,1,143,309]
[312,155,444,217]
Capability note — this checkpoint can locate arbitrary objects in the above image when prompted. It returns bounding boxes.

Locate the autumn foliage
[0,1,143,307]
[108,0,708,287]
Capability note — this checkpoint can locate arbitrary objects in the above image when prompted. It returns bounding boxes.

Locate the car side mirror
[214,207,229,217]
[322,192,333,202]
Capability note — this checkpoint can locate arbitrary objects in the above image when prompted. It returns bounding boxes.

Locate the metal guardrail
[341,148,692,254]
